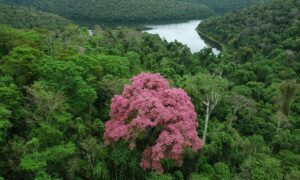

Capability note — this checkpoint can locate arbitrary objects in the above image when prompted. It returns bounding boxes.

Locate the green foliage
[0,3,72,30]
[213,162,231,179]
[0,106,12,144]
[0,0,299,178]
[39,58,97,114]
[0,24,42,58]
[4,0,214,22]
[198,0,300,60]
[146,173,173,180]
[185,0,264,14]
[97,55,130,78]
[0,46,44,86]
[240,153,283,180]
[179,73,230,116]
[280,80,299,116]
[127,51,142,74]
[20,143,76,174]
[189,173,209,180]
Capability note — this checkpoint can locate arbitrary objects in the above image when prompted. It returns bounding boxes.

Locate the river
[86,20,219,54]
[143,20,220,54]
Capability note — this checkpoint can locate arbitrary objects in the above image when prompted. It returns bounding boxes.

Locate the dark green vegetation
[3,0,214,23]
[0,0,300,179]
[3,0,264,23]
[0,3,72,30]
[184,0,264,14]
[198,0,300,56]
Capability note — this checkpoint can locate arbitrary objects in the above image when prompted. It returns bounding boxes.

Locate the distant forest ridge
[0,3,72,30]
[180,0,265,14]
[2,0,264,22]
[197,0,300,55]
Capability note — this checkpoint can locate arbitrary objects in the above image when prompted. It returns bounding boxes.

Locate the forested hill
[181,0,265,14]
[0,3,72,30]
[198,0,300,57]
[2,0,214,22]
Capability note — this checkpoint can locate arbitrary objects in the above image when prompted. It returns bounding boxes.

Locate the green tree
[227,93,256,127]
[0,46,44,86]
[182,73,229,143]
[213,162,231,179]
[39,58,97,116]
[280,80,299,116]
[240,153,283,180]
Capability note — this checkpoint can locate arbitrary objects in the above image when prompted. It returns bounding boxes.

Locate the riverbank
[196,29,226,53]
[144,20,220,53]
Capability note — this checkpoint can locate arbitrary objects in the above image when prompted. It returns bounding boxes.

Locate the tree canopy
[0,0,299,179]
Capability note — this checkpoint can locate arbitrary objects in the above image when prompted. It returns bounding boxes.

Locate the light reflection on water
[144,20,219,54]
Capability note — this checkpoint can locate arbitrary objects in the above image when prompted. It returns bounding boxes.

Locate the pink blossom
[104,73,203,172]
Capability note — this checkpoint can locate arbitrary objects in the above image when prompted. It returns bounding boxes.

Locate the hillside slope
[3,0,214,22]
[198,0,300,57]
[182,0,265,14]
[0,3,72,30]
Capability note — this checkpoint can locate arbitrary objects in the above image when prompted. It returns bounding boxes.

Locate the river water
[143,20,219,54]
[86,19,219,54]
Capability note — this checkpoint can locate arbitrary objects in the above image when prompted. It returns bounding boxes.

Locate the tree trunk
[203,104,210,144]
[276,120,281,132]
[229,108,238,127]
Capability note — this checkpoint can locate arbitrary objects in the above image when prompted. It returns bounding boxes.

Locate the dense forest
[2,0,265,23]
[182,0,265,14]
[0,0,300,179]
[0,3,72,30]
[2,0,214,23]
[198,0,300,55]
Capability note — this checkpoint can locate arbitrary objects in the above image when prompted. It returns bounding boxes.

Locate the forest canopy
[0,3,72,30]
[0,0,299,179]
[3,0,214,22]
[181,0,265,14]
[2,0,265,23]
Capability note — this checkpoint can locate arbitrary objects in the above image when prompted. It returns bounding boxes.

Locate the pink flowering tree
[104,73,203,173]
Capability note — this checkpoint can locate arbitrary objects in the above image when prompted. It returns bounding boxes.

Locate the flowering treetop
[104,73,203,172]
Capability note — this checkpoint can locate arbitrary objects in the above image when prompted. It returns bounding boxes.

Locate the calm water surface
[144,20,219,54]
